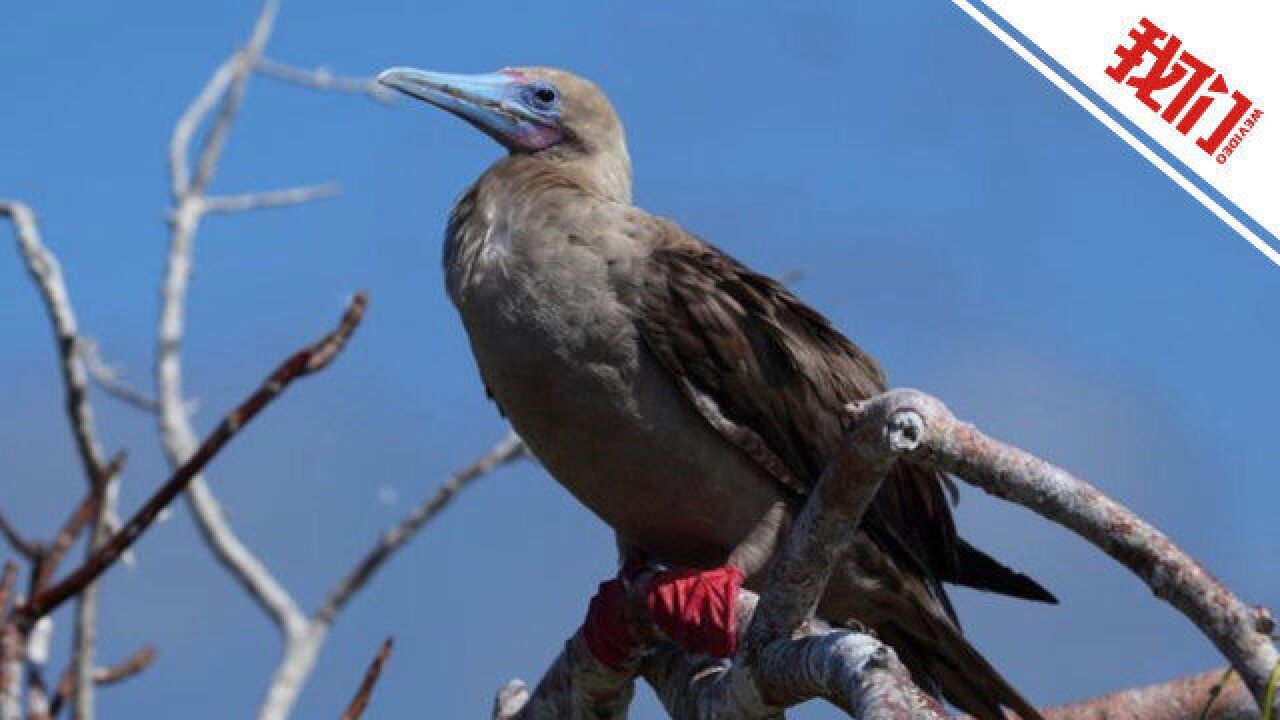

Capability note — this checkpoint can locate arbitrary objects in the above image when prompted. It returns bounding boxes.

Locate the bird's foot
[582,563,744,669]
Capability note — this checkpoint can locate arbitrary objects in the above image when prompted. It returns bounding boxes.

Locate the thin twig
[12,293,367,630]
[0,511,38,562]
[186,0,280,198]
[169,60,235,200]
[338,638,393,720]
[35,454,127,593]
[315,431,524,626]
[0,564,15,613]
[94,645,157,687]
[259,431,523,720]
[1,197,127,720]
[78,339,162,414]
[255,57,397,105]
[49,646,158,716]
[0,201,111,485]
[201,183,341,215]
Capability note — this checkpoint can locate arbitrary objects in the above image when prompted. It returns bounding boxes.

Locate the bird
[378,65,1055,720]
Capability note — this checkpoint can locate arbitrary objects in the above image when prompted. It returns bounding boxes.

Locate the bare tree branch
[168,60,234,200]
[647,626,946,720]
[0,563,18,720]
[848,389,1279,716]
[152,6,523,718]
[0,201,111,485]
[94,645,157,687]
[499,607,945,720]
[187,0,280,199]
[255,57,397,105]
[315,431,525,626]
[77,339,162,414]
[492,634,635,720]
[12,293,366,630]
[494,387,1279,719]
[0,511,39,562]
[743,407,899,667]
[495,396,947,720]
[33,454,126,593]
[338,638,393,720]
[1029,667,1257,720]
[50,646,158,717]
[0,197,130,720]
[257,432,524,720]
[158,0,310,644]
[201,183,341,215]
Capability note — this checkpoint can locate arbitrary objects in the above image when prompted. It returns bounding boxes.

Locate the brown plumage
[381,65,1054,719]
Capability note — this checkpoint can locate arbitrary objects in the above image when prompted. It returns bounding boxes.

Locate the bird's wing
[628,213,960,589]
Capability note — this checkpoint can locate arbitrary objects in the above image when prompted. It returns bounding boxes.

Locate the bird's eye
[529,85,557,110]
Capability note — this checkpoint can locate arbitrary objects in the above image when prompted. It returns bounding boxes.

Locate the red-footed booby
[378,65,1054,720]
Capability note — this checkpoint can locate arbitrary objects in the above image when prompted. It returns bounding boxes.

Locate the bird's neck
[443,149,631,304]
[489,146,633,204]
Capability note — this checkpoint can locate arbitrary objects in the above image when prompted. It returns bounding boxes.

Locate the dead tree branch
[850,389,1279,717]
[149,4,523,716]
[495,397,949,719]
[255,57,397,105]
[11,293,366,630]
[77,339,162,414]
[315,431,525,626]
[33,453,125,594]
[158,0,332,646]
[1,197,129,720]
[0,454,123,720]
[1,294,361,718]
[201,183,341,215]
[0,512,39,562]
[0,201,112,489]
[338,638,393,720]
[49,646,159,716]
[1,563,18,720]
[258,432,525,720]
[496,601,944,720]
[1031,667,1257,720]
[92,645,157,688]
[492,387,1278,719]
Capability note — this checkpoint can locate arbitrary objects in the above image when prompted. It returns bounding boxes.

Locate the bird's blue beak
[377,67,563,151]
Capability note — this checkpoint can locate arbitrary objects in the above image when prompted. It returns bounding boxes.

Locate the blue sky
[1,1,1276,717]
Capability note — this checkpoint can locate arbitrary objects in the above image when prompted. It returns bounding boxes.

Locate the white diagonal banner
[955,0,1279,265]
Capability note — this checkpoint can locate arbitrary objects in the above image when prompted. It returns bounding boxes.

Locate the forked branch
[9,294,366,630]
[493,388,1278,719]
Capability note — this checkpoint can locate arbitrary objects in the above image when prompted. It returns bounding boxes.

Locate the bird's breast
[445,215,785,568]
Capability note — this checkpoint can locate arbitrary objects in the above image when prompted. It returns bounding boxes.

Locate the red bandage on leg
[646,565,744,659]
[582,578,637,669]
[582,565,745,669]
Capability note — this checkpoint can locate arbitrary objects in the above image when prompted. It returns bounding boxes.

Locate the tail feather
[876,594,1045,720]
[948,538,1057,604]
[823,538,1048,719]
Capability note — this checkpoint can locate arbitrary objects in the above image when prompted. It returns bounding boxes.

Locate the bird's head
[377,66,624,159]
